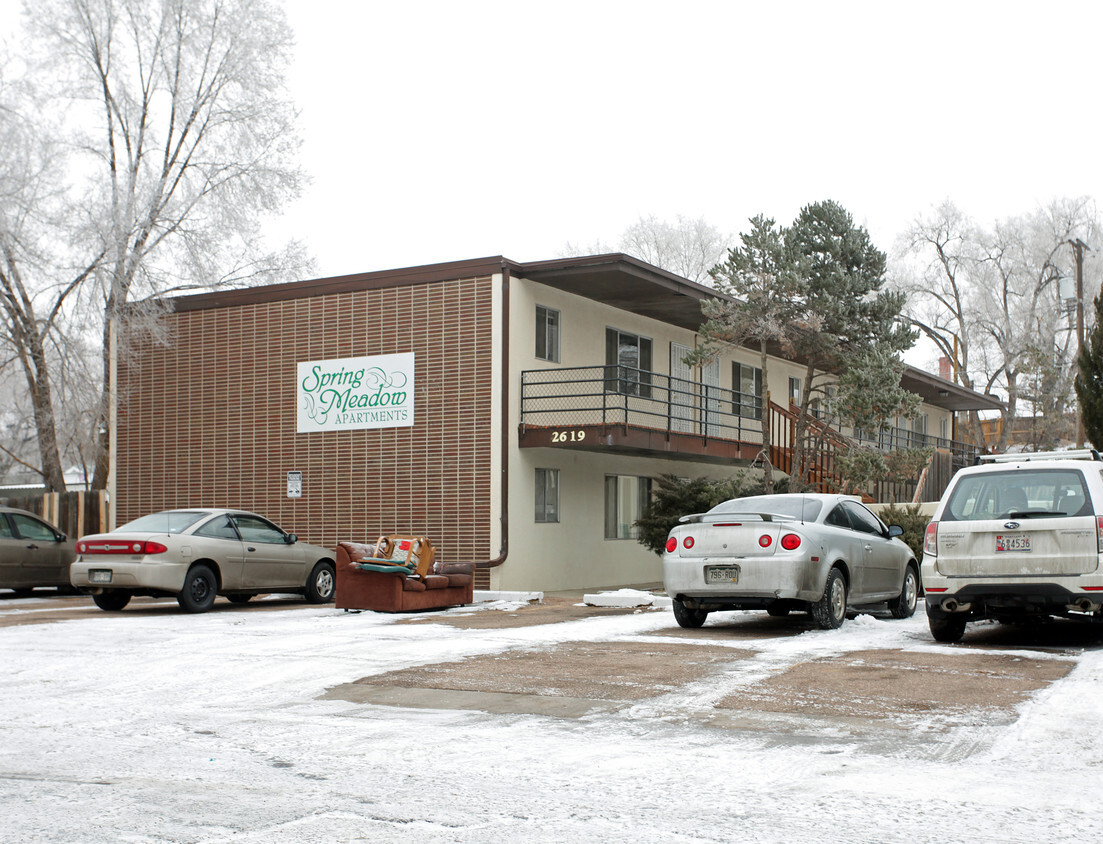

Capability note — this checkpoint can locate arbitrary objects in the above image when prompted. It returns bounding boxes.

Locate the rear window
[942,469,1092,521]
[115,511,209,534]
[710,495,823,521]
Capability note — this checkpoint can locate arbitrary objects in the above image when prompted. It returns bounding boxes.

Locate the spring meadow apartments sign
[297,353,415,433]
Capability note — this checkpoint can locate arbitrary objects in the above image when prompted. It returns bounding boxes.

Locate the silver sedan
[71,509,335,613]
[662,493,918,629]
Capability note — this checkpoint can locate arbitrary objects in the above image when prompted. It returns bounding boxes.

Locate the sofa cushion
[421,575,450,590]
[353,562,413,575]
[338,540,382,562]
[401,578,427,592]
[442,573,473,588]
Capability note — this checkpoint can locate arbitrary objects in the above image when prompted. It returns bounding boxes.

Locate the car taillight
[77,540,168,555]
[924,522,938,556]
[780,533,801,551]
[759,534,772,548]
[683,536,695,549]
[1097,517,1103,554]
[665,536,678,553]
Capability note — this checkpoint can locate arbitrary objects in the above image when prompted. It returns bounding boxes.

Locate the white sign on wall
[296,353,415,433]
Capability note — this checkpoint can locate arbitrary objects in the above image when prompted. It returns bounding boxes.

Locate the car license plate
[90,569,113,583]
[706,565,740,584]
[995,533,1031,552]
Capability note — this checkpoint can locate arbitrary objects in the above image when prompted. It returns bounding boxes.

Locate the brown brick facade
[117,275,495,580]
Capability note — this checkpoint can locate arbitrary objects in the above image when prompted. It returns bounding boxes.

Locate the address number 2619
[551,429,586,443]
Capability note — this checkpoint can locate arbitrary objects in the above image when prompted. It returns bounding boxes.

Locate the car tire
[889,564,919,619]
[304,561,336,604]
[672,598,708,628]
[177,564,217,613]
[92,590,131,612]
[811,566,847,630]
[928,612,967,643]
[765,601,790,617]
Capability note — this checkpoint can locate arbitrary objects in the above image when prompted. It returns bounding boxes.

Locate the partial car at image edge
[0,506,77,595]
[921,449,1103,643]
[70,508,336,613]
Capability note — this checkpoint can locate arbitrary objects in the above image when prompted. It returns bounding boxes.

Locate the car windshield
[115,511,209,534]
[708,495,823,522]
[942,469,1092,521]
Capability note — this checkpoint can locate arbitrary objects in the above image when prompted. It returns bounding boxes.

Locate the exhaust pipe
[1066,598,1101,613]
[940,598,971,613]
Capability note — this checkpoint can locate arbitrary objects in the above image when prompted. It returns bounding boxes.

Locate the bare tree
[1,0,311,490]
[896,198,1099,451]
[563,214,729,284]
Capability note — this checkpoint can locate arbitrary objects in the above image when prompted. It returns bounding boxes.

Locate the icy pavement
[1,598,1101,843]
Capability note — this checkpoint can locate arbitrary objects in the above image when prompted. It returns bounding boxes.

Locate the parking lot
[2,590,1101,842]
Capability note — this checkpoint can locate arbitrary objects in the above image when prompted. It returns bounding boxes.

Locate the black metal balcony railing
[521,365,764,442]
[521,365,981,469]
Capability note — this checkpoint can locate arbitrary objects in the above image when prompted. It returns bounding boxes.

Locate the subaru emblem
[1004,521,1020,530]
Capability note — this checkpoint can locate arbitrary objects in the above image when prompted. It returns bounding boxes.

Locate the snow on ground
[2,599,1102,843]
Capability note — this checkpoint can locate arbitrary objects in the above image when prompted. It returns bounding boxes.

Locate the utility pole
[1070,238,1090,447]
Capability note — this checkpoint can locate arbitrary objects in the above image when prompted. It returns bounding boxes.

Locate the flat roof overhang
[162,252,1001,414]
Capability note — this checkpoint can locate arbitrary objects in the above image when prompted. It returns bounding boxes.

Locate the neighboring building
[111,254,1000,592]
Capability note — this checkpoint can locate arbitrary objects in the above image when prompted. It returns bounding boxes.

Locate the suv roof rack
[976,448,1103,464]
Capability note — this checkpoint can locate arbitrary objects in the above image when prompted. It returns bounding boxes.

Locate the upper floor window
[733,362,762,419]
[605,328,652,398]
[788,376,801,408]
[536,305,560,362]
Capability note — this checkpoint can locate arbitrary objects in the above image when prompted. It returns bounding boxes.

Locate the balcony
[520,365,765,464]
[520,365,982,499]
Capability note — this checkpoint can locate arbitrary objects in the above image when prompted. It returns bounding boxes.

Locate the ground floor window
[535,468,560,523]
[604,474,652,539]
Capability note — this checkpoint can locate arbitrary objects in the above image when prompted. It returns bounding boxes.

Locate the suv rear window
[942,468,1092,521]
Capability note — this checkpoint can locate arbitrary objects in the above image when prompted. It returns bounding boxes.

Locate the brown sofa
[335,540,475,612]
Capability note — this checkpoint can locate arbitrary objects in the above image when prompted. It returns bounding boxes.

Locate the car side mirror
[887,525,904,538]
[285,533,298,545]
[56,532,67,542]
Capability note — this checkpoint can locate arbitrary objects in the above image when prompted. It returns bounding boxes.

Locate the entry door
[669,343,695,433]
[701,358,722,437]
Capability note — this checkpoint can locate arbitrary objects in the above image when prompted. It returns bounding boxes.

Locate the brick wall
[117,275,495,579]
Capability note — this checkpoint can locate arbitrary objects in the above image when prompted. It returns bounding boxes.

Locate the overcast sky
[3,1,1100,280]
[266,0,1103,279]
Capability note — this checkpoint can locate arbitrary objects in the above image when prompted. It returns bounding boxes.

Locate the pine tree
[1075,294,1103,448]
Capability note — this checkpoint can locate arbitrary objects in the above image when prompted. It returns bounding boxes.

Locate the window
[10,513,57,542]
[733,362,762,419]
[231,514,287,544]
[605,328,652,398]
[195,515,241,540]
[842,501,887,536]
[536,305,560,362]
[788,376,801,408]
[604,475,652,539]
[535,468,560,523]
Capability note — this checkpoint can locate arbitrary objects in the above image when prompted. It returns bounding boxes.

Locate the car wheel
[766,601,790,617]
[811,566,847,629]
[93,590,131,612]
[227,594,253,604]
[177,564,217,613]
[889,565,919,619]
[672,598,708,628]
[928,612,967,643]
[304,561,336,603]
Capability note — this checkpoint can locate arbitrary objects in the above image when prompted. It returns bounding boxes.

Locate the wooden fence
[0,490,109,539]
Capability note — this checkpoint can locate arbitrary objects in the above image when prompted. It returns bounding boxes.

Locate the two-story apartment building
[110,254,1001,592]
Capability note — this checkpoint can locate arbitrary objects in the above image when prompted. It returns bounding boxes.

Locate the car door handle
[26,543,39,549]
[247,547,257,552]
[864,544,872,551]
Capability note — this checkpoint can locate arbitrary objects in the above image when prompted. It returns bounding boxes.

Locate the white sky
[3,1,1101,280]
[268,0,1103,278]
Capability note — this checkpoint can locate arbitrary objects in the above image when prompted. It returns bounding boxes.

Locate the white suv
[921,450,1103,642]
